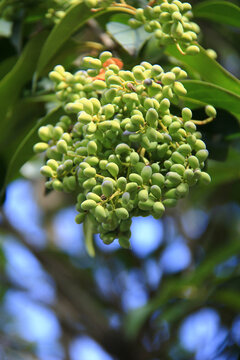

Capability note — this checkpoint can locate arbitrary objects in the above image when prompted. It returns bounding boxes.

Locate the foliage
[0,0,240,359]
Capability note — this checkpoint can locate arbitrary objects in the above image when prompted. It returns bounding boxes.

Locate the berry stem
[192,117,214,125]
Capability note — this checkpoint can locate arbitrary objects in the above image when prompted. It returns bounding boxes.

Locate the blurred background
[0,0,240,359]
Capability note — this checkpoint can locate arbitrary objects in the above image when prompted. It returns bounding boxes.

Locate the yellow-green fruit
[83,57,102,69]
[81,199,97,210]
[52,179,63,191]
[115,208,129,220]
[106,162,119,177]
[65,176,77,191]
[161,72,176,85]
[182,107,192,122]
[100,51,112,63]
[186,45,200,55]
[40,165,53,177]
[83,167,96,178]
[87,140,97,155]
[75,213,85,224]
[103,104,115,119]
[86,192,101,202]
[57,139,68,154]
[102,180,114,197]
[141,166,152,183]
[115,143,130,155]
[188,155,200,169]
[150,185,162,199]
[163,198,177,207]
[33,142,49,153]
[146,108,158,127]
[153,201,165,216]
[92,80,107,90]
[130,152,139,164]
[38,126,52,141]
[95,205,107,221]
[126,182,138,193]
[122,192,130,205]
[196,149,208,162]
[138,189,148,202]
[47,159,59,171]
[118,236,131,249]
[171,151,185,164]
[199,172,211,185]
[129,173,143,185]
[173,81,187,96]
[205,105,217,118]
[151,173,165,187]
[117,177,127,191]
[176,182,189,197]
[78,111,92,124]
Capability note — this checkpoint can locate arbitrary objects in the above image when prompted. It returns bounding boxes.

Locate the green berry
[102,180,114,197]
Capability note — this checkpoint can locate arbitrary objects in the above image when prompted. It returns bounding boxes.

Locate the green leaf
[208,148,240,186]
[36,2,100,76]
[125,238,240,339]
[194,1,240,28]
[165,44,240,96]
[181,80,240,115]
[0,31,48,132]
[0,105,62,201]
[107,18,150,55]
[0,55,17,81]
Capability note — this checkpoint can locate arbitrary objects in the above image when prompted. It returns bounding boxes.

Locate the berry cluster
[34,51,215,248]
[84,0,200,55]
[129,0,200,55]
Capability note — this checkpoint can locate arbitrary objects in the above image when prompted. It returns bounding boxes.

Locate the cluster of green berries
[34,51,215,248]
[84,0,112,8]
[84,0,200,55]
[45,0,81,24]
[129,0,200,54]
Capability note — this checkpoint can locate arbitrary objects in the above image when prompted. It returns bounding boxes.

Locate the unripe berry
[106,162,119,177]
[57,139,68,154]
[81,199,97,210]
[102,180,114,197]
[205,105,217,118]
[115,208,129,220]
[141,166,152,183]
[40,165,53,177]
[33,142,49,153]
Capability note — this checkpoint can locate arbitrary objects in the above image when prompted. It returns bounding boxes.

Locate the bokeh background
[0,0,240,359]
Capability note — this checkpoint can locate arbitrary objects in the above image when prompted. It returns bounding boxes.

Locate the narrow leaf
[0,105,62,200]
[165,44,240,96]
[182,80,240,115]
[0,31,48,131]
[194,1,240,28]
[36,2,102,76]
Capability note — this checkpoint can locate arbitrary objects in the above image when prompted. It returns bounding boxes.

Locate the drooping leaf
[36,2,104,76]
[181,80,240,115]
[165,44,240,96]
[193,1,240,28]
[0,105,63,202]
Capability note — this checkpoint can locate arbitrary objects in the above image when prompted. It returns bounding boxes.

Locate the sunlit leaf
[165,44,240,96]
[182,80,240,115]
